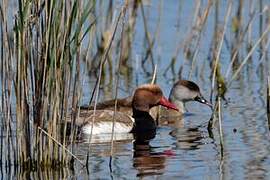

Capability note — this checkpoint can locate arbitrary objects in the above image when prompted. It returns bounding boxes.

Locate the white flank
[82,133,134,144]
[82,122,132,135]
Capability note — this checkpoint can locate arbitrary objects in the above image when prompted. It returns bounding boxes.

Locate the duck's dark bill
[159,96,179,111]
[194,96,212,108]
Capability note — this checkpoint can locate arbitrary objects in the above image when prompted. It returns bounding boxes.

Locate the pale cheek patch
[82,122,132,135]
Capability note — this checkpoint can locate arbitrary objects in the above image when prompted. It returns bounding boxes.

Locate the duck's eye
[194,96,200,101]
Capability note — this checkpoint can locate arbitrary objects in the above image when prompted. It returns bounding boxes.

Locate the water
[62,119,220,179]
[1,0,270,179]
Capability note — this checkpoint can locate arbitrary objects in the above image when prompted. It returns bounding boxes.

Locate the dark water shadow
[132,129,170,178]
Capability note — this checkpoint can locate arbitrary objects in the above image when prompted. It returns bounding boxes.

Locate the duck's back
[80,96,159,121]
[156,107,184,128]
[78,110,134,135]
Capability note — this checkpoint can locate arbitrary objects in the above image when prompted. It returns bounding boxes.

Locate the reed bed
[0,0,96,169]
[0,0,269,173]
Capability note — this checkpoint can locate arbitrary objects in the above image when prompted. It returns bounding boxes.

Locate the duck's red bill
[159,96,179,111]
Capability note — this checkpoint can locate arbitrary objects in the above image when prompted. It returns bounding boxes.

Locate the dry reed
[267,77,270,130]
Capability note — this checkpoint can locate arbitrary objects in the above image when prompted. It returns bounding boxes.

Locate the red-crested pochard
[77,84,178,135]
[80,80,212,126]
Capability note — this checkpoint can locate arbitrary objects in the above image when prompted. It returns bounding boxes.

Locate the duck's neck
[173,100,185,114]
[131,109,156,133]
[169,94,185,114]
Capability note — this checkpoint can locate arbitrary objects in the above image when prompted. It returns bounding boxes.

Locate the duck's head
[132,84,179,112]
[169,80,212,112]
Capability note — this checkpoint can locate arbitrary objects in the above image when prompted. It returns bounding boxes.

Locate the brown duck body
[77,109,134,127]
[80,96,133,113]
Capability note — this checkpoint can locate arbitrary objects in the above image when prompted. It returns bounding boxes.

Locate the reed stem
[228,23,270,87]
[109,3,127,169]
[151,64,157,84]
[86,3,127,167]
[267,77,270,130]
[218,96,224,157]
[38,127,85,166]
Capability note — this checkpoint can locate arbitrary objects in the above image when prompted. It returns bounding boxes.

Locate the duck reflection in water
[132,126,206,177]
[170,126,204,150]
[132,129,170,178]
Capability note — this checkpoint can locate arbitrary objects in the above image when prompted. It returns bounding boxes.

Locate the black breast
[131,110,157,142]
